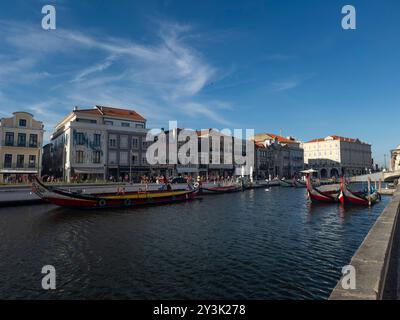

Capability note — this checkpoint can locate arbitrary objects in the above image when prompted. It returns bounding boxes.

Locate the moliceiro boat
[280,178,306,188]
[339,177,380,206]
[31,177,198,209]
[200,183,242,194]
[306,174,339,203]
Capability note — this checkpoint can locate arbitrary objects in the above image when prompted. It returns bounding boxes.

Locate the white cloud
[0,19,232,130]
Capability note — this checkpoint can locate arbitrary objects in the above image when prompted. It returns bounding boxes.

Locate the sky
[0,0,399,166]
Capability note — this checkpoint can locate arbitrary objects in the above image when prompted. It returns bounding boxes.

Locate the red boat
[200,183,242,194]
[31,177,198,209]
[339,177,380,206]
[306,174,339,203]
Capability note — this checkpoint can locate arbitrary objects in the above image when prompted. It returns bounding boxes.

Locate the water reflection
[0,188,391,299]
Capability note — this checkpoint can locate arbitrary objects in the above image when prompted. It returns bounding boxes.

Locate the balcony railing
[2,141,39,148]
[2,164,39,170]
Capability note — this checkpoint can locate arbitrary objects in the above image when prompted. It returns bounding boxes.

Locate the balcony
[2,141,39,148]
[0,163,39,173]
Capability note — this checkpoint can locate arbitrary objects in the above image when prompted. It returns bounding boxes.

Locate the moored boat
[306,174,339,203]
[279,179,295,187]
[339,177,380,206]
[31,176,198,209]
[200,184,242,194]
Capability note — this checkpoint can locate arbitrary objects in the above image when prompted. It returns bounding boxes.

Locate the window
[76,150,84,163]
[109,134,117,148]
[19,119,27,127]
[142,156,147,165]
[93,134,101,147]
[5,132,14,146]
[119,151,128,165]
[16,155,24,168]
[76,133,85,145]
[120,135,128,149]
[131,153,139,165]
[142,140,148,149]
[76,118,97,124]
[121,122,130,127]
[105,120,113,126]
[29,134,38,148]
[93,151,101,164]
[17,133,26,147]
[108,151,117,164]
[4,154,12,168]
[135,123,144,129]
[132,137,139,149]
[28,155,36,168]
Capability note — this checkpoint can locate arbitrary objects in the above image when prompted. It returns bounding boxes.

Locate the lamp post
[129,149,132,183]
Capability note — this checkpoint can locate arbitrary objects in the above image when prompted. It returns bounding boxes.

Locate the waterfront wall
[330,186,400,299]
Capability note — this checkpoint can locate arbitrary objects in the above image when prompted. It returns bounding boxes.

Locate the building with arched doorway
[302,135,372,178]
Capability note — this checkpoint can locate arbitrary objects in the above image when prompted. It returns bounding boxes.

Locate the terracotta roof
[255,141,266,149]
[253,133,298,144]
[306,135,368,144]
[74,106,145,121]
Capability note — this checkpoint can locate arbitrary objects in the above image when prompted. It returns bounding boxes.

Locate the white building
[303,135,372,178]
[390,145,400,171]
[45,105,148,182]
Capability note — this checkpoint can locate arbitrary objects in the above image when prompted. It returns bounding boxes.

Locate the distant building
[390,145,400,171]
[45,105,148,182]
[303,135,372,178]
[253,133,304,179]
[0,112,44,183]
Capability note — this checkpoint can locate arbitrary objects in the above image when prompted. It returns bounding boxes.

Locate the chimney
[73,106,79,111]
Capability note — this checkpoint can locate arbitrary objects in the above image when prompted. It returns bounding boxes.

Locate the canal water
[0,187,390,299]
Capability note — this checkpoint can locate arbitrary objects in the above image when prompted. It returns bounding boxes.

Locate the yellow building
[0,112,44,183]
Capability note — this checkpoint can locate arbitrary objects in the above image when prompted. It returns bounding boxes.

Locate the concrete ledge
[329,187,400,300]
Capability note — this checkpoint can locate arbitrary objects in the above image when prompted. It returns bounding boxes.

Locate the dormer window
[19,119,27,127]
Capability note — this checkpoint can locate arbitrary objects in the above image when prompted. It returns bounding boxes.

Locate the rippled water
[0,187,390,299]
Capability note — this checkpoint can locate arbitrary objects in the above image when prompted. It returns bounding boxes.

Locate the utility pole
[129,149,132,183]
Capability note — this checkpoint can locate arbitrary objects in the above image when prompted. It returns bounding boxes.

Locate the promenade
[330,186,400,299]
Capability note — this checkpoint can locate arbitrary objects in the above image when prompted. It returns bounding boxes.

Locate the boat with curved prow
[306,174,339,203]
[338,177,380,206]
[31,176,199,209]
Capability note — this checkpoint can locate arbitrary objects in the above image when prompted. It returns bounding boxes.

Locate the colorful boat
[200,183,242,194]
[339,177,380,206]
[279,179,295,187]
[31,177,198,209]
[306,174,339,203]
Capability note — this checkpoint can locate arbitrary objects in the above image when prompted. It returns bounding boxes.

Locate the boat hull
[306,174,339,203]
[32,177,198,209]
[339,178,380,206]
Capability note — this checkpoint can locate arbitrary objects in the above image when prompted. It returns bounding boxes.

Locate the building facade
[253,133,304,179]
[44,105,148,182]
[303,135,372,178]
[391,145,400,171]
[0,112,44,183]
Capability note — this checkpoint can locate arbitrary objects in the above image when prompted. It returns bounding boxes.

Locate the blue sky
[0,0,399,165]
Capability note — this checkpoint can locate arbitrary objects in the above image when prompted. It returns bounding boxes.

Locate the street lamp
[129,149,133,183]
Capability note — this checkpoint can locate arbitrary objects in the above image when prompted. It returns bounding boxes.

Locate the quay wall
[330,186,400,299]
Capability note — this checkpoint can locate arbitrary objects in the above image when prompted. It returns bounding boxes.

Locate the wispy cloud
[268,74,315,93]
[0,18,231,138]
